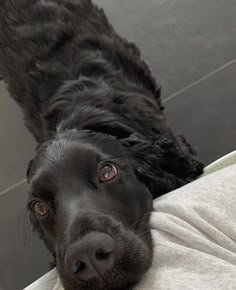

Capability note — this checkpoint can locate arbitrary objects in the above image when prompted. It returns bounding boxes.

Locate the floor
[0,0,235,289]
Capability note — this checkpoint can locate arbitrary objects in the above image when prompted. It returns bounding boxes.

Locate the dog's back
[0,0,161,140]
[0,0,204,191]
[0,0,114,106]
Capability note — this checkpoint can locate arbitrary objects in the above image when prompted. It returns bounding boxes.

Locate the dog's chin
[57,225,153,290]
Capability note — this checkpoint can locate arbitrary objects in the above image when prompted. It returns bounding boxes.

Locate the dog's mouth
[56,219,153,290]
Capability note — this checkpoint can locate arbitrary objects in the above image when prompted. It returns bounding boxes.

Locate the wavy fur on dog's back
[0,0,160,137]
[0,0,203,198]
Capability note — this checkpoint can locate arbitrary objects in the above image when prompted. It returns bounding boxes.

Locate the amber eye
[31,201,49,217]
[99,163,118,183]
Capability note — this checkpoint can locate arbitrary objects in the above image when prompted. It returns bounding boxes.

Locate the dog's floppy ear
[121,133,204,198]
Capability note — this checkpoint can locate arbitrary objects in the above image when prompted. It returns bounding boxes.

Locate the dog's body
[0,0,163,143]
[0,1,204,289]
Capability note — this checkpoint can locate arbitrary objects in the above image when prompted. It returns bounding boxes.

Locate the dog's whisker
[136,230,151,238]
[16,208,32,248]
[128,212,150,231]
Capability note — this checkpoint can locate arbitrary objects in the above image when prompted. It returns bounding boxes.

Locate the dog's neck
[43,75,146,141]
[34,37,163,142]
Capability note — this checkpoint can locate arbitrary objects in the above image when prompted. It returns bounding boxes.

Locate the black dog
[0,1,203,289]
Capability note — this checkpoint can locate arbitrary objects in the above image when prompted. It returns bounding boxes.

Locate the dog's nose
[64,232,115,281]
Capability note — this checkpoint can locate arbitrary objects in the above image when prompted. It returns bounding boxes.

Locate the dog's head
[26,78,203,290]
[27,130,153,290]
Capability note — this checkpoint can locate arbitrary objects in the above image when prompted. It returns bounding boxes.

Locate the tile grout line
[0,178,27,197]
[1,58,236,197]
[163,58,236,104]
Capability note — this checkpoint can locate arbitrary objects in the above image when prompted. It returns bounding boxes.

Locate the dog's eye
[31,201,49,217]
[99,163,118,183]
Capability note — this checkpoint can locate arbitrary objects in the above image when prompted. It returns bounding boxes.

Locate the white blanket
[25,157,236,290]
[135,163,236,290]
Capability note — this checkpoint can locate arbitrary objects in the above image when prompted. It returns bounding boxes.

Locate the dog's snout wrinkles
[64,232,115,281]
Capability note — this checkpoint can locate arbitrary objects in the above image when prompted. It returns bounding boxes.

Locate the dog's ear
[121,134,204,198]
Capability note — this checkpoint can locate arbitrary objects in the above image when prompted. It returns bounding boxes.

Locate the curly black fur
[0,0,203,197]
[0,0,203,194]
[0,0,204,289]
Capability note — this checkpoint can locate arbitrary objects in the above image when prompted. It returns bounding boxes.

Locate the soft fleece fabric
[135,163,236,290]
